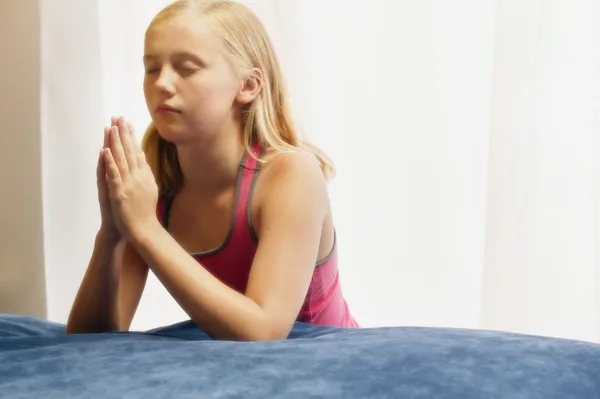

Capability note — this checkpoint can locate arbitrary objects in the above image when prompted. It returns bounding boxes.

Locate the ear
[236,68,263,105]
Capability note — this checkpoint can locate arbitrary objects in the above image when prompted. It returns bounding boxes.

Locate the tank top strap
[156,144,264,239]
[231,143,264,244]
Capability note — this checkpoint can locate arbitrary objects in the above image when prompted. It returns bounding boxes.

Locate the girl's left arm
[103,120,328,341]
[131,153,327,341]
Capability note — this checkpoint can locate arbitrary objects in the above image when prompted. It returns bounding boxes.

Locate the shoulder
[253,148,330,222]
[261,147,327,185]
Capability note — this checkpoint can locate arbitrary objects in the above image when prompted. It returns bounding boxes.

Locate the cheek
[191,78,238,113]
[206,65,243,102]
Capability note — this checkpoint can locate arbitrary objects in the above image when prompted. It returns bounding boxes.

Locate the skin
[66,15,335,341]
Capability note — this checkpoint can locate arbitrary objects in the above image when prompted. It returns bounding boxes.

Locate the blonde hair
[141,0,335,197]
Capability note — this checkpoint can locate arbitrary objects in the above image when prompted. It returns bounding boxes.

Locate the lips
[156,104,181,113]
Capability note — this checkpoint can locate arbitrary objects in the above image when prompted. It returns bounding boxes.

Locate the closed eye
[176,65,199,77]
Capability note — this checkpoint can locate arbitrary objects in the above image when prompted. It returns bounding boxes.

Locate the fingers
[115,118,139,170]
[109,126,130,178]
[103,148,122,188]
[105,116,146,173]
[97,148,105,177]
[103,127,110,149]
[126,122,142,154]
[136,151,147,168]
[127,121,136,142]
[96,149,106,192]
[126,122,147,167]
[109,117,118,148]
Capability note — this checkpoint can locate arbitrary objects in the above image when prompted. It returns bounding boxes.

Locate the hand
[97,118,120,237]
[102,117,159,239]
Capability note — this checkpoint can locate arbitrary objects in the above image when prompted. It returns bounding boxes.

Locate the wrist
[96,226,121,247]
[127,218,164,247]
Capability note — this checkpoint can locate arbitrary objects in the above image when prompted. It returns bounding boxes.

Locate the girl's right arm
[66,228,149,334]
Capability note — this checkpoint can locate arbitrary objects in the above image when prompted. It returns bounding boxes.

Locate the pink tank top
[157,145,358,328]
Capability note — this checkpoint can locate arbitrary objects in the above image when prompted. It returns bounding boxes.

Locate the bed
[1,313,599,398]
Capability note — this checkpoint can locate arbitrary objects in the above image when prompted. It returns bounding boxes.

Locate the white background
[1,0,599,342]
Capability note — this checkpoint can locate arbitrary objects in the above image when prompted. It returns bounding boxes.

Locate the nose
[155,67,176,95]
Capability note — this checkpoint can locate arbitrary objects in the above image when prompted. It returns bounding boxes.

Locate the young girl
[67,0,358,341]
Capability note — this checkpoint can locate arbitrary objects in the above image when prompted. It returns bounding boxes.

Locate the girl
[67,0,358,341]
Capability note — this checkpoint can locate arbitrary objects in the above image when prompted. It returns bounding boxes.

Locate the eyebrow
[143,51,206,65]
[143,54,157,62]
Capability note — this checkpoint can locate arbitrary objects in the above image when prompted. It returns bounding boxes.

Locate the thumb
[96,150,105,183]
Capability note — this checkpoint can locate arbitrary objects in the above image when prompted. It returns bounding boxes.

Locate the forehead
[144,15,222,57]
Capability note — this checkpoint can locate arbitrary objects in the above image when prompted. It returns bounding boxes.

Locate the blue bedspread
[1,314,599,398]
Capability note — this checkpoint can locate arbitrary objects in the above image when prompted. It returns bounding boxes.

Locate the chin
[156,125,214,148]
[154,122,189,144]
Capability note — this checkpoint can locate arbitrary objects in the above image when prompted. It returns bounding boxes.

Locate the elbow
[247,319,293,342]
[65,316,83,335]
[208,317,292,342]
[238,331,287,342]
[245,328,288,342]
[65,325,77,335]
[65,317,121,335]
[65,322,91,335]
[239,313,293,341]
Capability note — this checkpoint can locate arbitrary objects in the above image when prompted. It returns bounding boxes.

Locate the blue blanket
[1,314,599,398]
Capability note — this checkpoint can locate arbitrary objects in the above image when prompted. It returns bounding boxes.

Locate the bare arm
[66,229,148,333]
[125,151,328,341]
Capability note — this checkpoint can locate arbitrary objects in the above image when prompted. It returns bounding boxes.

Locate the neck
[175,126,246,197]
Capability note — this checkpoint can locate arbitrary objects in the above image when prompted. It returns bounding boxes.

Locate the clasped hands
[98,117,159,240]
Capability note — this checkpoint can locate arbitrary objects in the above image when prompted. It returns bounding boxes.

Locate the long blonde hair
[141,0,335,197]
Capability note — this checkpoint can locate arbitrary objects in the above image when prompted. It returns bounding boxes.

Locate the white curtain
[36,0,600,341]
